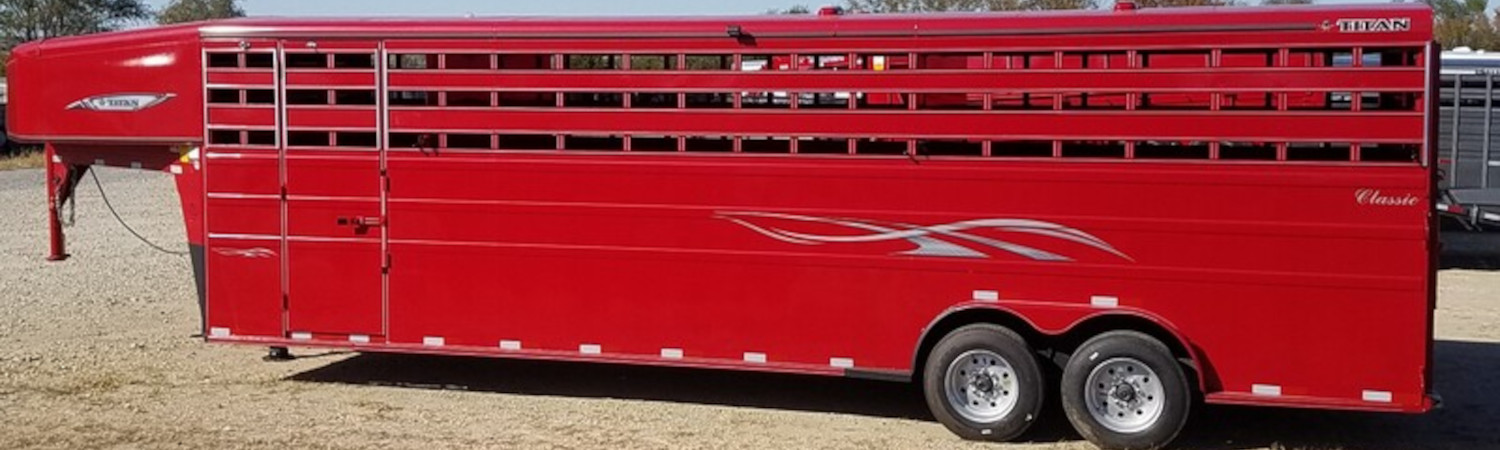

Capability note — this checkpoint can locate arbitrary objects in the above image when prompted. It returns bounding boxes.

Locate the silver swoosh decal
[717,211,1132,262]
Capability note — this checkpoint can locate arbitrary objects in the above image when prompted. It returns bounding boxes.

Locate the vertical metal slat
[1450,74,1462,188]
[1486,75,1495,188]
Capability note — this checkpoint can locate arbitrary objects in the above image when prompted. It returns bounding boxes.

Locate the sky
[140,0,1409,17]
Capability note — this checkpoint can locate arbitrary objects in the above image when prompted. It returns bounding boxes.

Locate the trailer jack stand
[263,346,295,362]
[44,143,85,262]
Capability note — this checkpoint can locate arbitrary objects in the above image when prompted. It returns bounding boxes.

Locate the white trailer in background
[1439,48,1500,229]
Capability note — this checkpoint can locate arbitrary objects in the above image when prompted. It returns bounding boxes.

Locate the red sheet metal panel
[285,108,378,129]
[208,107,277,127]
[6,25,204,142]
[205,237,284,337]
[286,71,378,86]
[207,71,276,86]
[204,151,279,195]
[205,197,280,236]
[285,238,383,336]
[282,150,383,336]
[379,153,1430,410]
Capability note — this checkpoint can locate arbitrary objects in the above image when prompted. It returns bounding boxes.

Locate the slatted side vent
[378,132,1421,163]
[278,48,380,150]
[377,45,1426,164]
[199,45,1426,162]
[205,46,281,149]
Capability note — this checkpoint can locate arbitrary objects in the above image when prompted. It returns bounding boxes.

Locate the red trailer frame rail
[7,4,1438,448]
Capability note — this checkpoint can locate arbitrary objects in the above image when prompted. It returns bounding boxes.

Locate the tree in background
[0,0,150,48]
[852,0,1098,10]
[1134,0,1238,7]
[840,0,1326,11]
[1426,0,1500,49]
[766,5,812,14]
[844,0,1096,11]
[841,0,1332,9]
[833,0,1498,49]
[843,0,915,12]
[157,0,243,25]
[1026,0,1094,9]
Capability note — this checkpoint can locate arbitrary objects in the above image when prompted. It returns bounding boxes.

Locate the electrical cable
[89,169,189,257]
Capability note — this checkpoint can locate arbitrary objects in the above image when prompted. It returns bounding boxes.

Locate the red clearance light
[1115,0,1138,11]
[819,6,845,16]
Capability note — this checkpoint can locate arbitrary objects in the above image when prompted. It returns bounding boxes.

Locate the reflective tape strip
[291,332,312,341]
[169,165,184,175]
[1091,295,1120,308]
[580,344,601,355]
[499,340,522,351]
[94,159,106,166]
[1362,390,1393,403]
[661,348,684,359]
[972,290,1000,302]
[208,327,231,338]
[422,336,444,347]
[830,357,855,369]
[349,334,370,344]
[52,155,62,163]
[744,352,767,364]
[130,161,142,169]
[1252,384,1282,397]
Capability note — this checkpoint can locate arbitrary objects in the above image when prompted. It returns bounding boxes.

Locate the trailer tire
[922,324,1044,442]
[1061,331,1189,450]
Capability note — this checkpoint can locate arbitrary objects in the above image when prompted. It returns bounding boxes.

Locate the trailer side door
[279,39,387,340]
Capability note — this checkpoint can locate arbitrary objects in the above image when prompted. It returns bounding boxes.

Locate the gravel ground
[1,167,1498,449]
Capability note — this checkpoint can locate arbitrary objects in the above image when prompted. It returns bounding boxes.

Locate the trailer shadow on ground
[1440,231,1500,270]
[289,339,1500,449]
[1172,340,1500,450]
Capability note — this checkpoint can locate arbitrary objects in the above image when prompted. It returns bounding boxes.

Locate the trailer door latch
[336,216,385,228]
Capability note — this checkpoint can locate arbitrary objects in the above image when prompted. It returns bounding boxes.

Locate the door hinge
[383,253,391,272]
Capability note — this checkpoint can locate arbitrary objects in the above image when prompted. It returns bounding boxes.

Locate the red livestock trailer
[7,3,1438,449]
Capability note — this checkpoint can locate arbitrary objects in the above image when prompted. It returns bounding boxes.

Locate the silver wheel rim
[944,349,1021,423]
[1084,357,1166,434]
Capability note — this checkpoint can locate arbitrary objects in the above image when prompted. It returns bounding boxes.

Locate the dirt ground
[1,168,1497,449]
